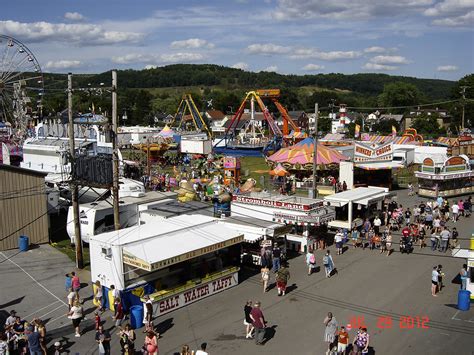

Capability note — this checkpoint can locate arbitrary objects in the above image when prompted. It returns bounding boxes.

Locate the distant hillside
[44,64,455,100]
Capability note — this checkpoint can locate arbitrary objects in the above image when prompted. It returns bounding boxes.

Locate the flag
[392,125,397,136]
[354,124,360,138]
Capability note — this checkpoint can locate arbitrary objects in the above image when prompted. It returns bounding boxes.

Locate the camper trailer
[66,191,176,244]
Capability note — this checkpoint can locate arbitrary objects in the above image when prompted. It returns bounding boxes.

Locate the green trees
[378,82,423,113]
[411,114,446,137]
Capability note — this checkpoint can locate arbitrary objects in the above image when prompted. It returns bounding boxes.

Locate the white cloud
[44,60,82,69]
[291,48,361,61]
[0,20,144,45]
[144,65,158,70]
[432,11,474,26]
[113,52,205,65]
[302,63,325,71]
[362,63,397,71]
[246,43,290,55]
[64,12,84,21]
[437,64,458,71]
[170,38,215,49]
[262,65,278,72]
[364,46,397,53]
[370,55,410,64]
[424,0,474,16]
[160,52,205,63]
[273,0,435,21]
[231,62,249,70]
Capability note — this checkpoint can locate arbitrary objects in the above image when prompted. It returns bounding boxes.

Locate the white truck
[393,147,415,167]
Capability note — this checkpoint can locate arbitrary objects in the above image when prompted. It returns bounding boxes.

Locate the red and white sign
[233,195,322,211]
[154,271,238,316]
[354,142,393,163]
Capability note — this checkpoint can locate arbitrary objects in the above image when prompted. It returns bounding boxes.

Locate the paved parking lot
[1,190,473,354]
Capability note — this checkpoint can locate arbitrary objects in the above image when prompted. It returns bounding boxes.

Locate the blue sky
[1,0,473,80]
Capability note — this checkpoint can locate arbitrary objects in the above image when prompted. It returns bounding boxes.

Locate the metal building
[0,165,49,250]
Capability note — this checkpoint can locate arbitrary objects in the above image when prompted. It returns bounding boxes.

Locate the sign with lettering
[354,142,393,163]
[273,208,335,225]
[444,156,466,166]
[232,195,323,211]
[123,235,244,272]
[153,271,239,316]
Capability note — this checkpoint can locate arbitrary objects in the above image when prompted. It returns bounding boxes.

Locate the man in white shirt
[195,342,209,355]
[440,227,450,253]
[334,231,344,255]
[4,310,17,329]
[431,266,439,297]
[373,216,382,235]
[452,203,459,222]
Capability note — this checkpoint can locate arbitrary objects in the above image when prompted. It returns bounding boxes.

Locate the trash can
[457,290,471,311]
[18,235,29,252]
[130,305,144,329]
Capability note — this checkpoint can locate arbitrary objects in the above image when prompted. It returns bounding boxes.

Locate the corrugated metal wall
[0,168,49,250]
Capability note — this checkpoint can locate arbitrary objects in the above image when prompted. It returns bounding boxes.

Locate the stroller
[400,236,414,254]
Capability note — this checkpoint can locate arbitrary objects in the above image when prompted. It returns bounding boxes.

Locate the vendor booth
[232,192,335,252]
[415,156,473,198]
[89,214,244,317]
[341,142,404,189]
[452,235,474,300]
[324,187,390,230]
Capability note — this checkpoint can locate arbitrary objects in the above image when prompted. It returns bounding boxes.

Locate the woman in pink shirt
[71,272,81,303]
[458,200,464,217]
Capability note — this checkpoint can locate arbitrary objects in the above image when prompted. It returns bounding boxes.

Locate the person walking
[385,230,392,256]
[244,300,254,339]
[337,326,349,355]
[373,216,382,235]
[306,249,316,275]
[25,325,42,355]
[437,264,445,292]
[460,264,468,290]
[143,330,159,355]
[431,266,439,297]
[261,266,270,292]
[67,287,76,310]
[114,298,124,327]
[272,243,281,273]
[143,295,154,332]
[250,301,266,346]
[94,280,105,313]
[352,327,369,355]
[64,273,72,295]
[440,227,450,253]
[95,324,111,355]
[118,323,136,354]
[452,201,459,222]
[323,312,338,354]
[67,300,83,337]
[71,272,81,303]
[180,344,193,355]
[351,228,360,248]
[323,250,335,278]
[275,263,290,296]
[334,230,344,255]
[195,342,209,355]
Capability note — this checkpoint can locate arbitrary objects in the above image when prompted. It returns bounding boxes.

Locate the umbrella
[267,137,347,169]
[269,164,289,176]
[155,125,175,138]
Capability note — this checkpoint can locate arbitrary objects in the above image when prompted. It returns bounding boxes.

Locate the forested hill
[45,64,455,100]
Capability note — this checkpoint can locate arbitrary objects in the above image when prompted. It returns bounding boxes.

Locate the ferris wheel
[0,35,44,138]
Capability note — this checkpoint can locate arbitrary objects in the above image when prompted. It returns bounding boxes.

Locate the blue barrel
[457,290,471,311]
[18,235,29,252]
[130,305,144,329]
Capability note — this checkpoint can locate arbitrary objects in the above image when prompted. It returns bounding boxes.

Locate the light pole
[312,103,319,199]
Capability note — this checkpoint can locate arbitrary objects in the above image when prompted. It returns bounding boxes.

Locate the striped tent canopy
[267,137,348,170]
[0,142,23,163]
[269,163,289,176]
[284,130,308,139]
[435,137,458,146]
[361,135,416,145]
[155,125,175,138]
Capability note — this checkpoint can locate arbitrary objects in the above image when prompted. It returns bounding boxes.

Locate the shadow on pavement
[262,325,277,344]
[285,283,298,294]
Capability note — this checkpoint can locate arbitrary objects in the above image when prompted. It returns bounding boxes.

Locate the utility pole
[112,70,120,231]
[312,103,319,199]
[460,86,468,130]
[68,73,83,269]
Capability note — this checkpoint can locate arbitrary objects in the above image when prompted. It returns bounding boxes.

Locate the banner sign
[153,271,238,316]
[123,235,244,272]
[233,195,323,211]
[354,142,393,163]
[273,209,335,226]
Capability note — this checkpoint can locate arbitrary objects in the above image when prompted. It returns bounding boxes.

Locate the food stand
[231,192,335,253]
[324,187,390,230]
[452,234,474,300]
[415,156,473,198]
[89,214,244,316]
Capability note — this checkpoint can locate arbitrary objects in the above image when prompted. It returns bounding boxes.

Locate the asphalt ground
[1,190,473,355]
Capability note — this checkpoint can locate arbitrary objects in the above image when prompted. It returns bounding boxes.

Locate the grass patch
[240,156,270,188]
[51,240,91,270]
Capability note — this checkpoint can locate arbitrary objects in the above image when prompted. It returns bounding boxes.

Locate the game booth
[415,156,473,198]
[231,192,336,253]
[324,187,391,230]
[89,214,244,322]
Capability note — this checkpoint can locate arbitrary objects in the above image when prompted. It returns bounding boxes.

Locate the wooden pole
[112,70,120,231]
[312,103,319,199]
[68,73,83,269]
